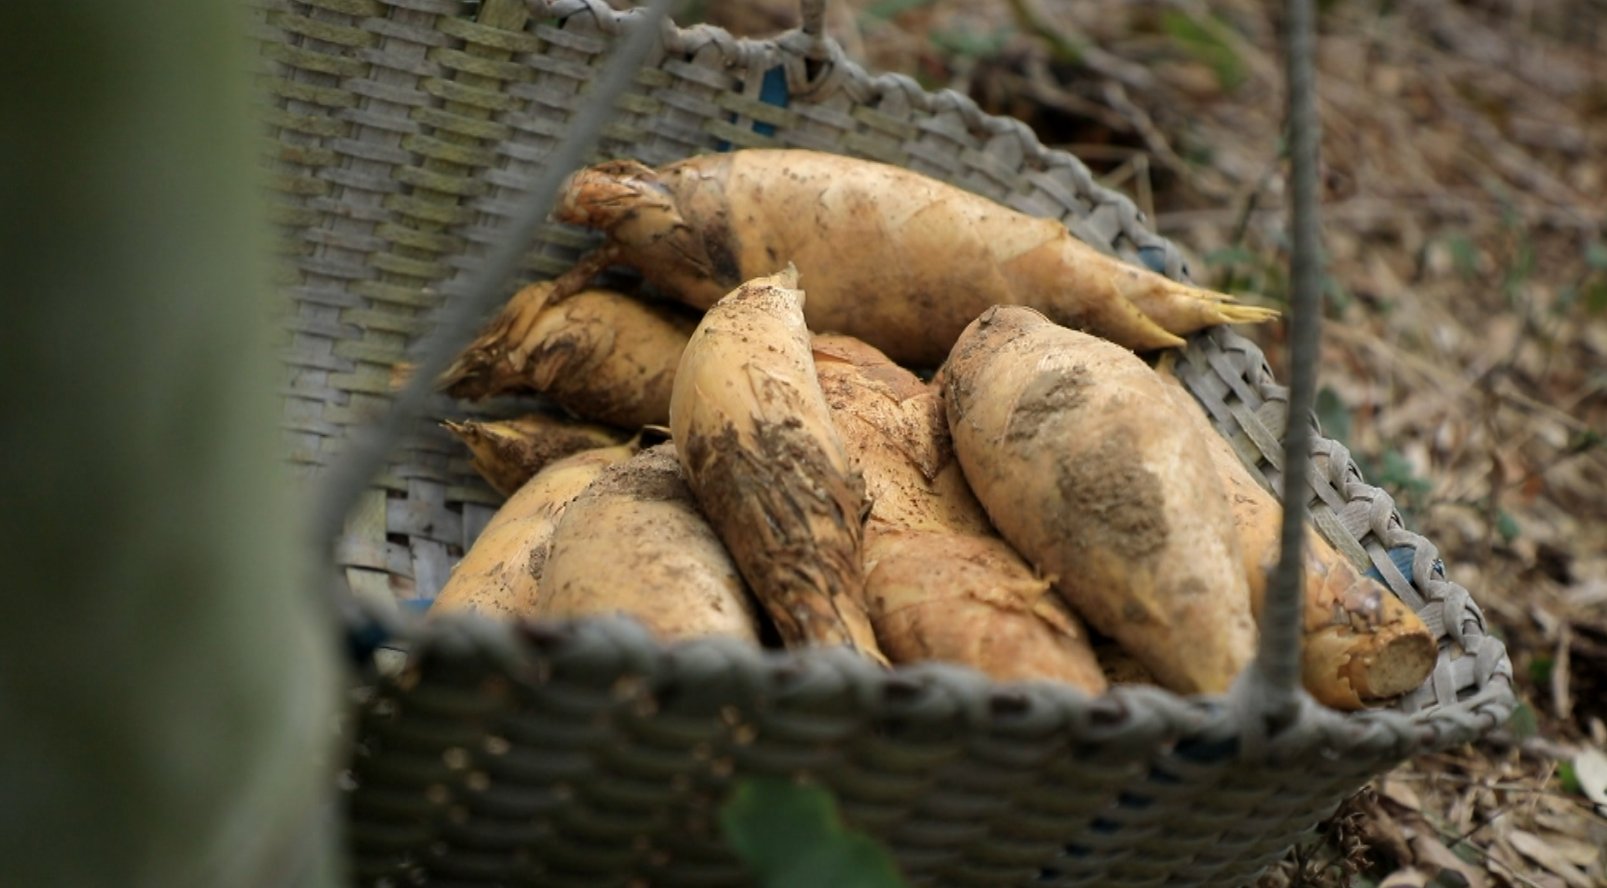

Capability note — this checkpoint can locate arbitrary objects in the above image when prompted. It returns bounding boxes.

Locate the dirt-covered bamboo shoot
[442,282,694,428]
[538,443,761,642]
[427,440,638,620]
[942,306,1257,695]
[556,149,1276,366]
[1154,366,1438,709]
[444,413,629,497]
[669,269,887,665]
[814,334,1106,691]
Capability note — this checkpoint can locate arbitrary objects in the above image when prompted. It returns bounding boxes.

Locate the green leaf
[931,26,1009,58]
[1503,233,1536,305]
[1585,240,1607,271]
[1557,760,1581,796]
[1496,510,1520,543]
[862,0,938,21]
[1160,10,1247,91]
[1322,274,1353,315]
[1527,655,1553,685]
[1204,246,1259,268]
[1554,283,1580,315]
[1584,279,1607,315]
[1315,387,1352,446]
[1377,449,1432,498]
[721,779,906,888]
[1506,701,1539,739]
[1446,233,1478,279]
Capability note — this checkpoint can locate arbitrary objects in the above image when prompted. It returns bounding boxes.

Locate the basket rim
[399,603,1516,763]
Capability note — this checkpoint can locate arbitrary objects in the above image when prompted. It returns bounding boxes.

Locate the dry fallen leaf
[1540,831,1606,869]
[1378,868,1429,888]
[1359,792,1414,866]
[1573,747,1607,814]
[1485,835,1546,888]
[1507,829,1596,888]
[1382,776,1425,812]
[1409,833,1489,888]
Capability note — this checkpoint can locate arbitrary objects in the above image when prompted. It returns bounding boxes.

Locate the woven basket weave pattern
[255,0,1515,884]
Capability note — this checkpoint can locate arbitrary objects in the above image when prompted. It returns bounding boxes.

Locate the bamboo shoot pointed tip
[1220,303,1282,324]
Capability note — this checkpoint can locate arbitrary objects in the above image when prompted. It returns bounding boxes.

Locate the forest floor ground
[692,1,1607,883]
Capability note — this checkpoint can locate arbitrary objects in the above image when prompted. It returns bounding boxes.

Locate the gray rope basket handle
[1242,0,1324,741]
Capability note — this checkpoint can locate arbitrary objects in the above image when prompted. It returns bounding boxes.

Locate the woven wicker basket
[257,0,1516,883]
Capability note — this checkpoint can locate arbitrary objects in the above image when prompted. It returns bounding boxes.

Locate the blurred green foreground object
[0,3,341,886]
[722,778,908,888]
